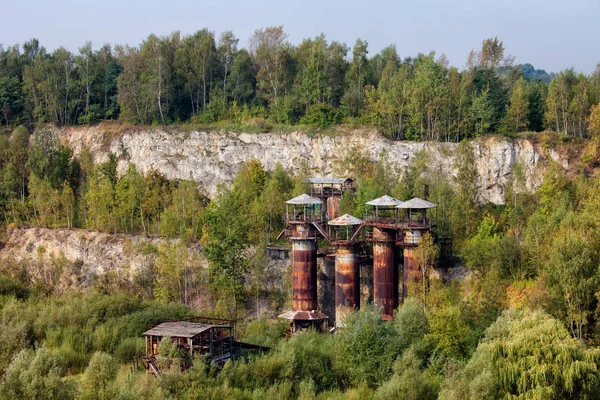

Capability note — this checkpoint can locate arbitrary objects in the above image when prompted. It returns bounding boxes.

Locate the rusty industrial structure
[397,197,437,298]
[279,177,438,329]
[142,316,235,375]
[328,213,364,327]
[365,195,403,320]
[278,193,329,333]
[142,316,268,375]
[307,177,353,220]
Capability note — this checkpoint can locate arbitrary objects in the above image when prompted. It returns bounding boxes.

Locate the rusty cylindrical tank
[402,247,416,299]
[327,196,341,220]
[373,227,397,319]
[291,224,318,311]
[334,244,359,325]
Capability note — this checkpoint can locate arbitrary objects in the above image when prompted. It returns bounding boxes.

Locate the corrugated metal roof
[365,195,404,207]
[328,214,363,226]
[306,177,352,184]
[143,321,217,338]
[278,310,329,321]
[286,194,323,205]
[397,197,437,209]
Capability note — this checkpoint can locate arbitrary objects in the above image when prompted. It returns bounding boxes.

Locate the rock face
[58,126,568,204]
[0,227,178,285]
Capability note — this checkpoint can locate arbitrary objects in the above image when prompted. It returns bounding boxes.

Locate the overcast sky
[2,0,599,74]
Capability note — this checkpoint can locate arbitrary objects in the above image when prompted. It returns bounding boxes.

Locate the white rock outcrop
[59,127,567,205]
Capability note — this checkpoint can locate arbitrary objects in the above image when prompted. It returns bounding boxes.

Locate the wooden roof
[306,177,352,185]
[143,321,222,338]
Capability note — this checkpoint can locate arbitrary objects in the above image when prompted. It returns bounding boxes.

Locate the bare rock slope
[59,126,570,204]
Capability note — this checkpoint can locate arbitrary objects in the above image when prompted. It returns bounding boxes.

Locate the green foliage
[115,163,145,233]
[543,212,600,339]
[426,305,470,358]
[375,348,441,400]
[335,305,401,385]
[239,318,289,348]
[80,351,118,400]
[469,88,494,135]
[1,347,76,400]
[394,298,429,349]
[441,309,600,399]
[0,29,597,140]
[202,188,249,311]
[0,275,30,299]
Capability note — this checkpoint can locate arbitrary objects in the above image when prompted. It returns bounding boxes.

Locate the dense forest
[1,29,600,140]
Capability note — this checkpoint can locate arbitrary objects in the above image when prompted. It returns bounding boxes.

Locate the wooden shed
[143,320,233,374]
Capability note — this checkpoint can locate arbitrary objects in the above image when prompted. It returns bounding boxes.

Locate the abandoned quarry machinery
[327,213,365,327]
[363,195,437,319]
[278,193,329,333]
[306,177,354,221]
[278,178,437,329]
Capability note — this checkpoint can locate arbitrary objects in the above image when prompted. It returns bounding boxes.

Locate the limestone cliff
[58,126,571,204]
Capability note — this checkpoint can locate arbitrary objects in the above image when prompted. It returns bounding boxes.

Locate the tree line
[2,31,600,140]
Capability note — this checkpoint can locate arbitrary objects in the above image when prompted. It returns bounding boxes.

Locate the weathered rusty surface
[279,310,328,321]
[402,247,417,299]
[292,223,316,239]
[327,196,341,220]
[372,227,397,318]
[291,225,318,311]
[334,245,359,325]
[328,213,362,226]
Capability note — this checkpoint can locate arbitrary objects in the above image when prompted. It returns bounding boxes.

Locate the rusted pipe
[334,244,359,325]
[291,224,318,311]
[373,227,397,319]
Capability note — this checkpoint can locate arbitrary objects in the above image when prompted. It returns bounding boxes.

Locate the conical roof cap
[328,214,363,226]
[286,194,323,205]
[278,310,329,321]
[365,195,403,207]
[396,197,436,209]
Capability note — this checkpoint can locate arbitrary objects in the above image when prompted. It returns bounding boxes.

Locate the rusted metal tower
[364,195,404,320]
[328,214,364,327]
[307,177,354,221]
[397,198,437,298]
[279,194,329,333]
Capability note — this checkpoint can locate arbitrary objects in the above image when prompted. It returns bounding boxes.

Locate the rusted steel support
[334,244,359,325]
[402,247,416,299]
[372,227,397,319]
[291,223,318,311]
[327,196,341,220]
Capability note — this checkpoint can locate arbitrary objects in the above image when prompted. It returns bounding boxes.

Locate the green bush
[114,337,145,363]
[0,275,30,299]
[1,347,76,400]
[440,309,600,399]
[239,318,288,348]
[335,305,402,386]
[80,351,118,400]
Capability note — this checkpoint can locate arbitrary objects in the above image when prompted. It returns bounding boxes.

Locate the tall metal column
[373,227,397,319]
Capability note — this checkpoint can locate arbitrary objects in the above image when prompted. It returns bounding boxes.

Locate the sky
[2,0,599,74]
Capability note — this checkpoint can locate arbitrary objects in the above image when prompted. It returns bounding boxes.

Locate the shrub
[1,347,76,400]
[79,351,118,400]
[440,309,600,399]
[114,337,145,363]
[335,305,402,386]
[394,298,428,350]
